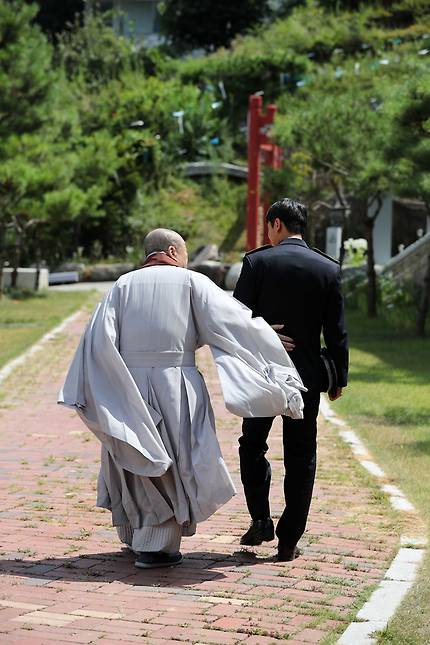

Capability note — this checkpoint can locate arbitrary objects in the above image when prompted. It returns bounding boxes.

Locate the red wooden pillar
[246,94,262,251]
[262,141,282,245]
[247,96,281,250]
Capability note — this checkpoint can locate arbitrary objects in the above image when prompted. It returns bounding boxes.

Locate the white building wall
[112,0,160,43]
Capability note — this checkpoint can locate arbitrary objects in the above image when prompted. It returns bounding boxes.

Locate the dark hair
[266,198,307,234]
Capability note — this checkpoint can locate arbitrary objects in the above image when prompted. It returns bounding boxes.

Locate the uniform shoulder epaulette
[311,247,339,264]
[245,244,272,257]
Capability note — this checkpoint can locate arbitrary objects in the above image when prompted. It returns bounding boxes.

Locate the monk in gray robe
[59,229,306,568]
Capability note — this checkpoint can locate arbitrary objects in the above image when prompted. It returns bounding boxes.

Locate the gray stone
[337,620,386,644]
[82,263,134,282]
[383,231,430,285]
[1,267,49,290]
[189,244,219,266]
[392,547,425,564]
[56,262,85,274]
[360,460,385,478]
[357,579,412,622]
[225,262,243,291]
[191,261,227,288]
[49,271,79,285]
[389,496,415,512]
[385,559,419,582]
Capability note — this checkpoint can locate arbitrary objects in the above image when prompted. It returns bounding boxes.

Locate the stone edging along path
[0,304,426,645]
[319,398,428,645]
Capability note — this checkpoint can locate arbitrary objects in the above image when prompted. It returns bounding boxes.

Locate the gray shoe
[135,551,183,569]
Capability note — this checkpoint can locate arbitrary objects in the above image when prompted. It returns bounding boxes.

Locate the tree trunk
[365,215,377,318]
[34,246,41,291]
[11,228,23,289]
[416,254,430,337]
[11,243,19,289]
[364,193,383,318]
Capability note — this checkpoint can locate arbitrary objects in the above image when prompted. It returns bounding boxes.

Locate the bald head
[144,228,188,267]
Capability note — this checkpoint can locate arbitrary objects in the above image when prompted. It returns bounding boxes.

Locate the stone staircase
[383,232,430,285]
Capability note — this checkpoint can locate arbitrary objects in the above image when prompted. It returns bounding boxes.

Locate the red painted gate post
[246,94,262,251]
[262,141,282,244]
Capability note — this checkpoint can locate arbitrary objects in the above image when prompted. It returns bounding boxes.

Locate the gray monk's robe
[58,266,305,537]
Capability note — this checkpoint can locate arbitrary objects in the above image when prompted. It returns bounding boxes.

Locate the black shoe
[135,551,183,569]
[240,518,275,546]
[276,545,301,562]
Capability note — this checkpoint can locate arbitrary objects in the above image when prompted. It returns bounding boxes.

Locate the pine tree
[0,1,55,291]
[386,76,430,335]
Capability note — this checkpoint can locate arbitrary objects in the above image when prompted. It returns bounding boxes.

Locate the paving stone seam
[0,309,413,645]
[0,310,83,386]
[319,397,427,645]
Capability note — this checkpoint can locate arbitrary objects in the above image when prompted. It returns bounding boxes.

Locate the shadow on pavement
[0,549,274,587]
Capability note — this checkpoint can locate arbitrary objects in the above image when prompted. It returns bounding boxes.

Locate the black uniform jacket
[233,238,349,391]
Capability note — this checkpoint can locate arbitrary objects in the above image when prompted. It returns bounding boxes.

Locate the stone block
[356,579,412,622]
[360,460,385,478]
[225,262,243,291]
[82,263,134,282]
[49,271,79,285]
[1,267,49,290]
[55,262,85,275]
[189,244,219,266]
[337,620,386,644]
[191,261,227,287]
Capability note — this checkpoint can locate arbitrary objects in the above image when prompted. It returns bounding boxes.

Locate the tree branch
[329,177,348,210]
[315,158,349,177]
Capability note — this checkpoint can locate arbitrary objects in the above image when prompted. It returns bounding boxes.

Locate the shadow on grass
[346,308,430,383]
[405,439,430,455]
[351,368,429,386]
[358,407,430,426]
[0,549,274,588]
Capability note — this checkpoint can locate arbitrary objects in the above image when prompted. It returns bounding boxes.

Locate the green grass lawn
[335,309,430,645]
[0,290,97,370]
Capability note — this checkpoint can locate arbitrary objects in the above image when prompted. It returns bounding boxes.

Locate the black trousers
[238,390,320,549]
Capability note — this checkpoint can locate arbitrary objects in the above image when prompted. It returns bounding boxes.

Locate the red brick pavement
[0,311,400,644]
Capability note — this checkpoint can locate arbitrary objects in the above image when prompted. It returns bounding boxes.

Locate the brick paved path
[0,311,400,645]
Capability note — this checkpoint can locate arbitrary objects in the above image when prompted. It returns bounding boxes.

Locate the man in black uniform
[233,198,348,561]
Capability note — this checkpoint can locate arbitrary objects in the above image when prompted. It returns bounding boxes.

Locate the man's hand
[271,325,295,352]
[329,386,343,401]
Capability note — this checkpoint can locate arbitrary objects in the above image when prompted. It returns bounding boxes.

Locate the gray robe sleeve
[58,285,172,477]
[190,273,306,419]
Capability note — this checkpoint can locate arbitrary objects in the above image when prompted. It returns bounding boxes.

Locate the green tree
[57,9,137,88]
[386,75,430,335]
[0,1,54,139]
[274,68,394,317]
[159,0,271,52]
[0,0,55,292]
[386,76,430,216]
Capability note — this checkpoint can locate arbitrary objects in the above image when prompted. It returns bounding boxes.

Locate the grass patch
[0,290,96,369]
[335,308,430,645]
